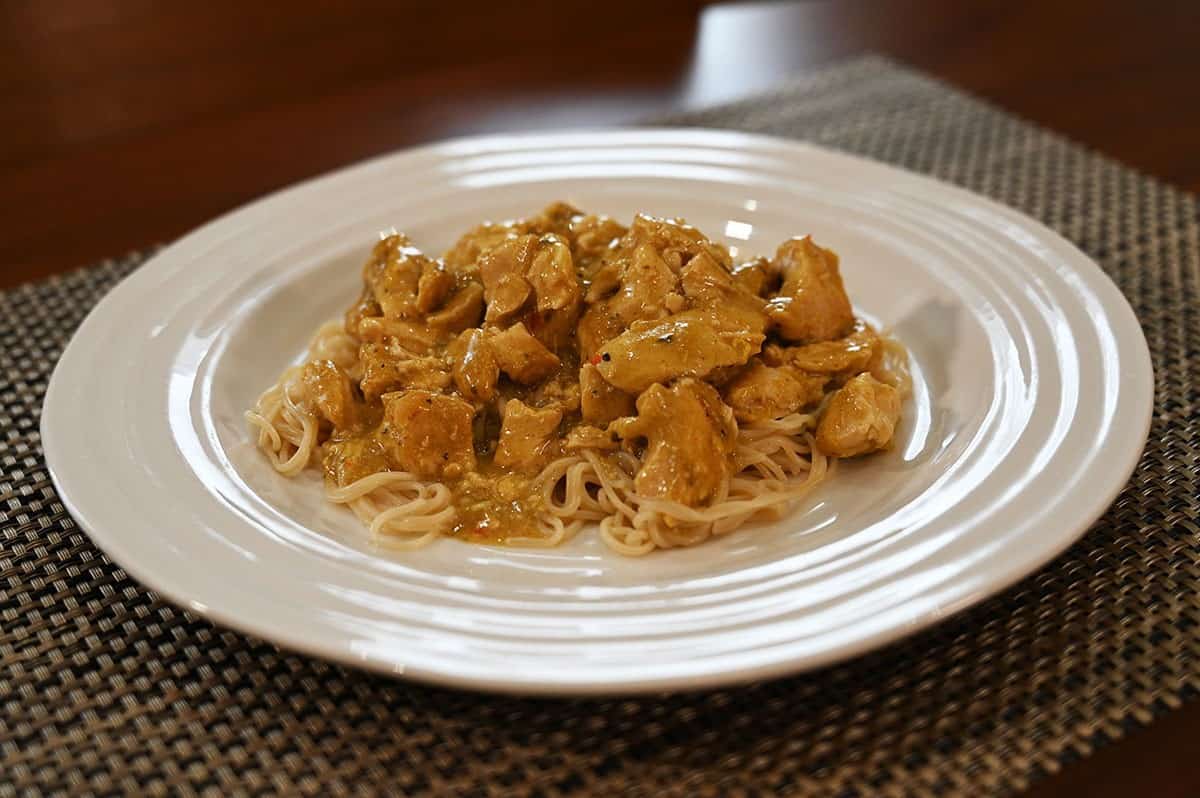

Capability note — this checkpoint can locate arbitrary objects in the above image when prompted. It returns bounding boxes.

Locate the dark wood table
[3,1,1197,794]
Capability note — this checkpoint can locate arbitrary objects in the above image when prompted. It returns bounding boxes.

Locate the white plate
[42,129,1153,695]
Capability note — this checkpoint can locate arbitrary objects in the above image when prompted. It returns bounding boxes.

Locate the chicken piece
[623,214,732,272]
[595,310,765,394]
[564,424,619,451]
[531,371,582,415]
[584,261,622,302]
[526,234,581,312]
[416,260,455,313]
[731,257,779,298]
[447,329,499,402]
[426,282,485,333]
[815,373,901,457]
[442,221,523,271]
[355,317,436,352]
[359,345,450,402]
[766,236,855,343]
[489,322,561,384]
[577,301,627,360]
[769,320,879,379]
[494,399,563,472]
[368,234,439,321]
[606,242,683,325]
[579,362,635,425]
[520,303,582,353]
[570,214,627,273]
[322,434,394,486]
[479,235,535,325]
[527,201,583,238]
[680,250,768,334]
[381,390,477,479]
[614,379,737,506]
[722,361,828,423]
[302,360,360,429]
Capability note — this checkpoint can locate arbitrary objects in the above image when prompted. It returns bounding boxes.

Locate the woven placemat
[3,55,1198,797]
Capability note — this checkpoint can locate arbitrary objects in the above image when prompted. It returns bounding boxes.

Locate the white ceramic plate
[43,129,1152,695]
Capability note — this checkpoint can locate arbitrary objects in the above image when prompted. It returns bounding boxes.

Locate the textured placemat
[2,55,1198,797]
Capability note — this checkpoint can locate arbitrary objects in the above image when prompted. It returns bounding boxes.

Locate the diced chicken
[479,235,536,323]
[447,329,499,402]
[359,346,450,402]
[577,301,627,360]
[680,250,768,334]
[527,201,583,237]
[731,257,780,298]
[416,260,455,313]
[494,399,563,471]
[355,317,436,352]
[530,371,582,415]
[526,234,580,312]
[585,261,622,302]
[614,379,737,506]
[489,322,561,384]
[766,236,855,343]
[768,320,879,379]
[579,362,635,425]
[606,242,683,325]
[722,361,828,422]
[381,390,477,478]
[815,373,902,457]
[623,214,732,272]
[426,282,484,333]
[367,234,438,321]
[595,310,765,394]
[564,424,619,451]
[302,359,360,429]
[322,435,394,487]
[442,221,523,271]
[570,214,627,272]
[520,304,582,353]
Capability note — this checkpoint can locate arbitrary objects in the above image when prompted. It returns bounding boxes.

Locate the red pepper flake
[589,353,602,366]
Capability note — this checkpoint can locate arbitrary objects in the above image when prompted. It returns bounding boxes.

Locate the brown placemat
[2,55,1197,797]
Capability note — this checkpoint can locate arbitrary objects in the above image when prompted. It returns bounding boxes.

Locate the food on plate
[247,203,909,554]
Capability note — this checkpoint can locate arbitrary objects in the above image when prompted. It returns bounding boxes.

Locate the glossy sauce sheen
[301,202,904,540]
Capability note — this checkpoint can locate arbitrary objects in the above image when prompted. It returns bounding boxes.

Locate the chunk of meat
[489,323,561,384]
[479,235,535,323]
[680,250,768,333]
[447,329,499,402]
[494,400,563,471]
[722,361,828,422]
[570,214,627,272]
[322,435,395,487]
[416,260,455,313]
[623,214,732,272]
[526,234,581,312]
[596,310,765,394]
[767,320,879,379]
[606,242,683,325]
[731,257,779,298]
[815,373,902,457]
[302,360,360,429]
[577,301,627,360]
[381,391,477,478]
[359,346,450,402]
[530,371,582,415]
[766,236,855,343]
[355,317,436,352]
[564,424,619,451]
[426,282,484,333]
[367,234,439,321]
[613,379,736,506]
[579,362,635,425]
[584,261,622,302]
[442,221,524,271]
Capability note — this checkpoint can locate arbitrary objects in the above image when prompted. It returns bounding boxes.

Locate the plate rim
[41,127,1154,695]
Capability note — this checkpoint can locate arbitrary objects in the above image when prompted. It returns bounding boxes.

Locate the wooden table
[3,1,1197,794]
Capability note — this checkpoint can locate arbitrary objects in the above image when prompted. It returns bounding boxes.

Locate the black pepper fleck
[601,352,611,362]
